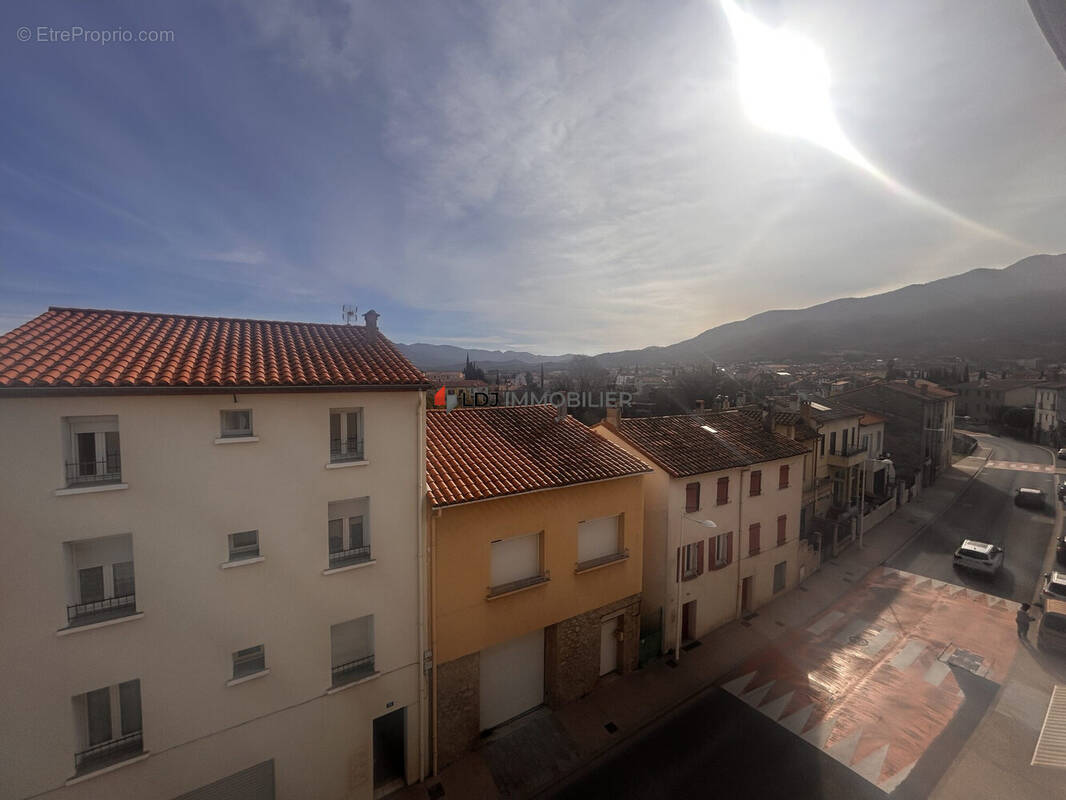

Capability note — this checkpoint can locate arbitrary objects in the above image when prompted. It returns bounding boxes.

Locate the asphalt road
[549,687,886,800]
[885,433,1057,603]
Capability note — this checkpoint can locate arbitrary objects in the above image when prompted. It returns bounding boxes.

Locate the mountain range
[397,254,1066,370]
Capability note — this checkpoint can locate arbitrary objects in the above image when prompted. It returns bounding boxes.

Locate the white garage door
[479,629,544,731]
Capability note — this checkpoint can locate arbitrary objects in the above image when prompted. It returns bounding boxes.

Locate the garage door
[479,629,544,731]
[173,760,274,800]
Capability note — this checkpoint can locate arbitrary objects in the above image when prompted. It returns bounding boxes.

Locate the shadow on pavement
[892,665,998,800]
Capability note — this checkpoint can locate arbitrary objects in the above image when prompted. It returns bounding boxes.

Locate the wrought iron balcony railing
[65,456,122,486]
[328,545,371,568]
[329,438,365,463]
[67,593,136,626]
[331,654,375,686]
[74,730,143,775]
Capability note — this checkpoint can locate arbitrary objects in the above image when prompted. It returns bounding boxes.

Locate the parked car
[1015,487,1046,509]
[1058,533,1066,567]
[1058,448,1066,460]
[1058,480,1066,501]
[952,539,1004,575]
[1043,571,1066,600]
[1038,598,1066,654]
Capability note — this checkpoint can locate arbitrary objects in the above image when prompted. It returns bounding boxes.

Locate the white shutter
[331,615,373,666]
[578,515,621,563]
[490,533,541,587]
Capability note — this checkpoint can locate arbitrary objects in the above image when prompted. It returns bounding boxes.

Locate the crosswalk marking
[986,460,1054,473]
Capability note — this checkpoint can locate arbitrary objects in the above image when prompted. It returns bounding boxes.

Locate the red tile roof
[426,405,650,507]
[0,307,426,391]
[608,410,810,478]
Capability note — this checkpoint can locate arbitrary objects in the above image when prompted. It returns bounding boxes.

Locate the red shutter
[749,523,760,555]
[717,477,729,505]
[750,471,761,497]
[696,540,705,575]
[726,532,733,565]
[777,514,787,545]
[676,547,681,581]
[780,465,790,489]
[686,482,700,512]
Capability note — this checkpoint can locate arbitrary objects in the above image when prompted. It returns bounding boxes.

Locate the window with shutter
[716,477,729,505]
[577,515,623,567]
[779,464,790,489]
[750,470,761,496]
[326,497,371,568]
[86,687,112,746]
[777,514,787,545]
[329,408,365,462]
[685,482,700,512]
[119,680,142,736]
[680,543,701,580]
[749,523,760,555]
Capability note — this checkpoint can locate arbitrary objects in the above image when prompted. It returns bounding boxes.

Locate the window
[748,523,761,556]
[779,464,790,489]
[64,416,121,486]
[329,408,364,462]
[679,541,703,580]
[65,534,137,627]
[228,531,260,561]
[716,476,729,505]
[685,482,700,512]
[749,470,762,497]
[327,498,371,568]
[490,532,544,593]
[710,532,732,569]
[829,431,837,455]
[773,561,787,593]
[777,514,787,546]
[331,615,375,687]
[74,681,143,775]
[220,409,253,438]
[577,515,623,568]
[232,645,267,679]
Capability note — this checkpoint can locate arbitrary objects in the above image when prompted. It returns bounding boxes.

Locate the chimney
[762,400,774,432]
[800,400,812,424]
[695,399,705,412]
[605,405,621,430]
[363,309,380,334]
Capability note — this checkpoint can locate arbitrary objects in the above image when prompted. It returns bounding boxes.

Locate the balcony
[331,654,375,687]
[67,593,137,627]
[328,545,371,569]
[74,731,143,776]
[825,442,868,469]
[329,437,364,464]
[65,456,122,487]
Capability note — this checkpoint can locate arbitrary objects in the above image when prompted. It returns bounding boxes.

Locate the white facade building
[0,308,428,800]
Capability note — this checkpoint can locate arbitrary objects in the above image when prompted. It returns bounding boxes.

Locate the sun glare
[718,0,1024,246]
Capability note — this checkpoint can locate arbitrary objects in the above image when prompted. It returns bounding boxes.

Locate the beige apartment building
[0,307,428,800]
[597,408,807,656]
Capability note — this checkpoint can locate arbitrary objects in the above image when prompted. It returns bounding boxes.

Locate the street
[886,433,1058,602]
[549,433,1063,800]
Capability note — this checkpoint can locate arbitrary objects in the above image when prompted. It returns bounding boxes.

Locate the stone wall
[544,594,641,707]
[433,652,480,770]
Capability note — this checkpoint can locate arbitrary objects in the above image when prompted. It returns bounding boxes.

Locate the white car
[1043,571,1066,600]
[953,539,1004,575]
[1058,448,1066,460]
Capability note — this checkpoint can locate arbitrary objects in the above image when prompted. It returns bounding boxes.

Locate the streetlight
[673,514,718,663]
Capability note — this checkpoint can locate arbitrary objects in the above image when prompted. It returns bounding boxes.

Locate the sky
[2,0,1065,354]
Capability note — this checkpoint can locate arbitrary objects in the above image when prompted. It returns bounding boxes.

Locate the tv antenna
[341,305,358,325]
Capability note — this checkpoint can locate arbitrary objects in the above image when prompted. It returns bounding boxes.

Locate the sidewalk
[397,449,991,800]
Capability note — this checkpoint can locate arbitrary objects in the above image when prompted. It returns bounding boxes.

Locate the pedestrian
[1016,603,1034,640]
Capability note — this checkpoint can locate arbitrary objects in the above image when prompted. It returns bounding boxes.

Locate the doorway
[372,707,406,798]
[741,576,753,615]
[681,600,697,643]
[599,616,620,676]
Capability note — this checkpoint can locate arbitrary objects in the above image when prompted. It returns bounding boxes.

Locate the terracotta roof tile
[611,410,809,478]
[426,405,650,507]
[0,307,426,390]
